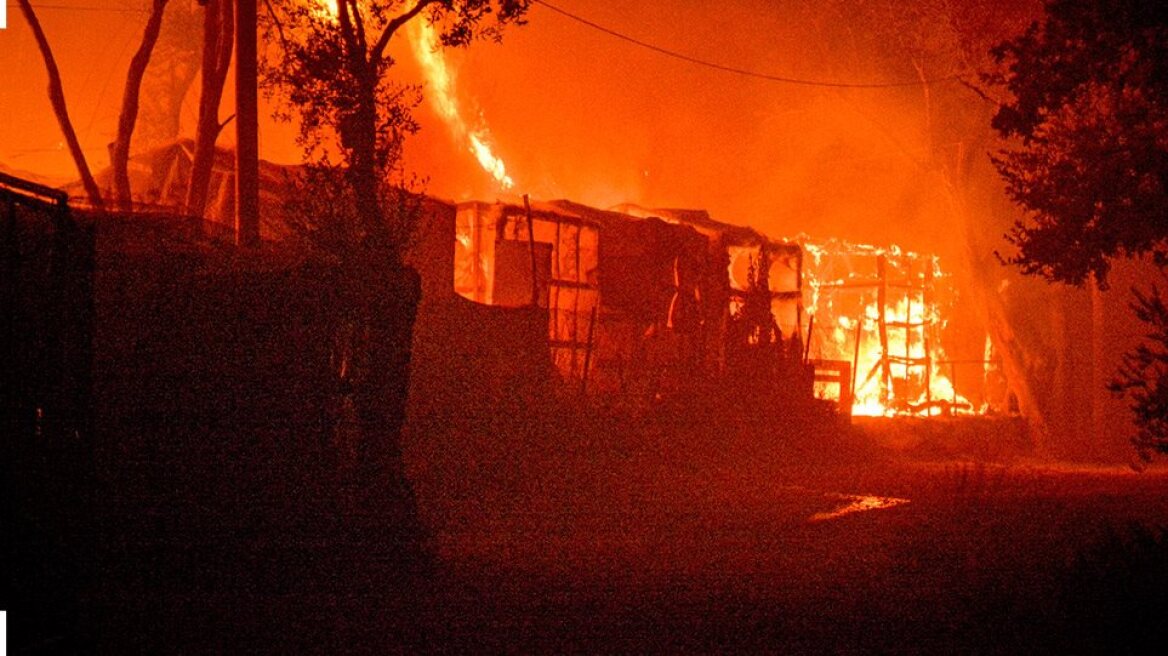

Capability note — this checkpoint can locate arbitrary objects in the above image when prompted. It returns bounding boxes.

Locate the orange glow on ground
[809,493,910,522]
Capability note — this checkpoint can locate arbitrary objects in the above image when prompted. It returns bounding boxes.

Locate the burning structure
[443,195,992,419]
[802,240,980,417]
[447,198,809,407]
[42,139,998,421]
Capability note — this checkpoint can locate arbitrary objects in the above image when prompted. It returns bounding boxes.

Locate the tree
[1108,282,1168,461]
[807,0,1053,439]
[111,0,171,212]
[988,0,1168,457]
[185,0,235,218]
[988,0,1168,287]
[137,3,203,150]
[263,0,529,257]
[260,0,529,557]
[18,0,104,212]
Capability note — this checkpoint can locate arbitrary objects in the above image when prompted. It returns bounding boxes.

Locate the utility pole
[235,0,259,247]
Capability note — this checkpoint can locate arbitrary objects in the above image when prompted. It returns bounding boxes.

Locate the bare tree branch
[112,0,171,212]
[371,0,437,63]
[18,0,105,212]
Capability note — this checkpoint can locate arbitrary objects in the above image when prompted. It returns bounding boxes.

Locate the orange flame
[804,242,974,417]
[410,21,515,190]
[314,0,338,20]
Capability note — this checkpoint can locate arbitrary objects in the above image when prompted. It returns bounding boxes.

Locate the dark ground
[12,406,1168,654]
[403,416,1168,654]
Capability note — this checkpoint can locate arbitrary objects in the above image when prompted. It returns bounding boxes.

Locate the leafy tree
[259,0,529,551]
[988,0,1168,287]
[988,0,1168,456]
[1108,282,1168,461]
[262,0,529,259]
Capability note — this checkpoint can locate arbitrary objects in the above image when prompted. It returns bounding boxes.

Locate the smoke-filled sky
[0,0,1038,256]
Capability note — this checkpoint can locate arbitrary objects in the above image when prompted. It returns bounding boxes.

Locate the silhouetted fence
[2,171,96,650]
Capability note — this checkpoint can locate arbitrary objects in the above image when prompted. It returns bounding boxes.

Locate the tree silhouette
[259,0,529,560]
[185,0,234,218]
[18,0,104,211]
[262,0,529,259]
[111,0,171,212]
[988,0,1168,287]
[1108,282,1168,461]
[988,0,1168,456]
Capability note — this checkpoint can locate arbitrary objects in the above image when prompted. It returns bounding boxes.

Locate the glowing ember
[410,21,514,190]
[809,494,910,522]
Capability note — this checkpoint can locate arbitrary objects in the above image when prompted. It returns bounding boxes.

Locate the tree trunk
[185,0,234,218]
[111,0,170,213]
[344,259,427,571]
[138,3,201,150]
[342,74,391,250]
[946,140,1051,450]
[18,0,104,212]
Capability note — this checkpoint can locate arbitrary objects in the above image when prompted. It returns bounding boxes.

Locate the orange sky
[0,0,1034,259]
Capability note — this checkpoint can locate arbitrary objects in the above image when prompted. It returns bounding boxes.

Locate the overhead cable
[534,0,961,89]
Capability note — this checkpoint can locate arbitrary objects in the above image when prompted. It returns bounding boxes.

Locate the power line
[533,0,960,89]
[15,3,146,12]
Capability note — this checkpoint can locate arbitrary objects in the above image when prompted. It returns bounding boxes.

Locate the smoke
[0,0,1030,259]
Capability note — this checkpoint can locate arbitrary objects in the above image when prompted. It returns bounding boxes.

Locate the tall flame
[410,21,515,190]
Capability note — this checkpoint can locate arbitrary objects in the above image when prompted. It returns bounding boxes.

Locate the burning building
[443,194,995,420]
[447,198,809,407]
[43,138,999,422]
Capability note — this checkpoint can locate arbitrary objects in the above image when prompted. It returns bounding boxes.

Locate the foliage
[1108,282,1168,461]
[987,0,1168,287]
[281,160,424,263]
[261,0,529,258]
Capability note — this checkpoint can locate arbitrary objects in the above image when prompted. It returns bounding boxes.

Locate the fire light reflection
[809,494,910,522]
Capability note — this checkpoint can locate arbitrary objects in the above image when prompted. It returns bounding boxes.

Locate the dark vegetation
[1110,282,1168,462]
[989,0,1168,456]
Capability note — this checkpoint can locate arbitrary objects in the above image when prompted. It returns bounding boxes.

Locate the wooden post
[924,261,934,415]
[523,194,539,307]
[234,0,259,248]
[850,318,862,401]
[471,206,484,302]
[803,313,814,364]
[572,223,582,375]
[904,260,912,387]
[925,337,932,415]
[951,360,958,417]
[580,303,598,395]
[876,254,892,404]
[795,247,804,335]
